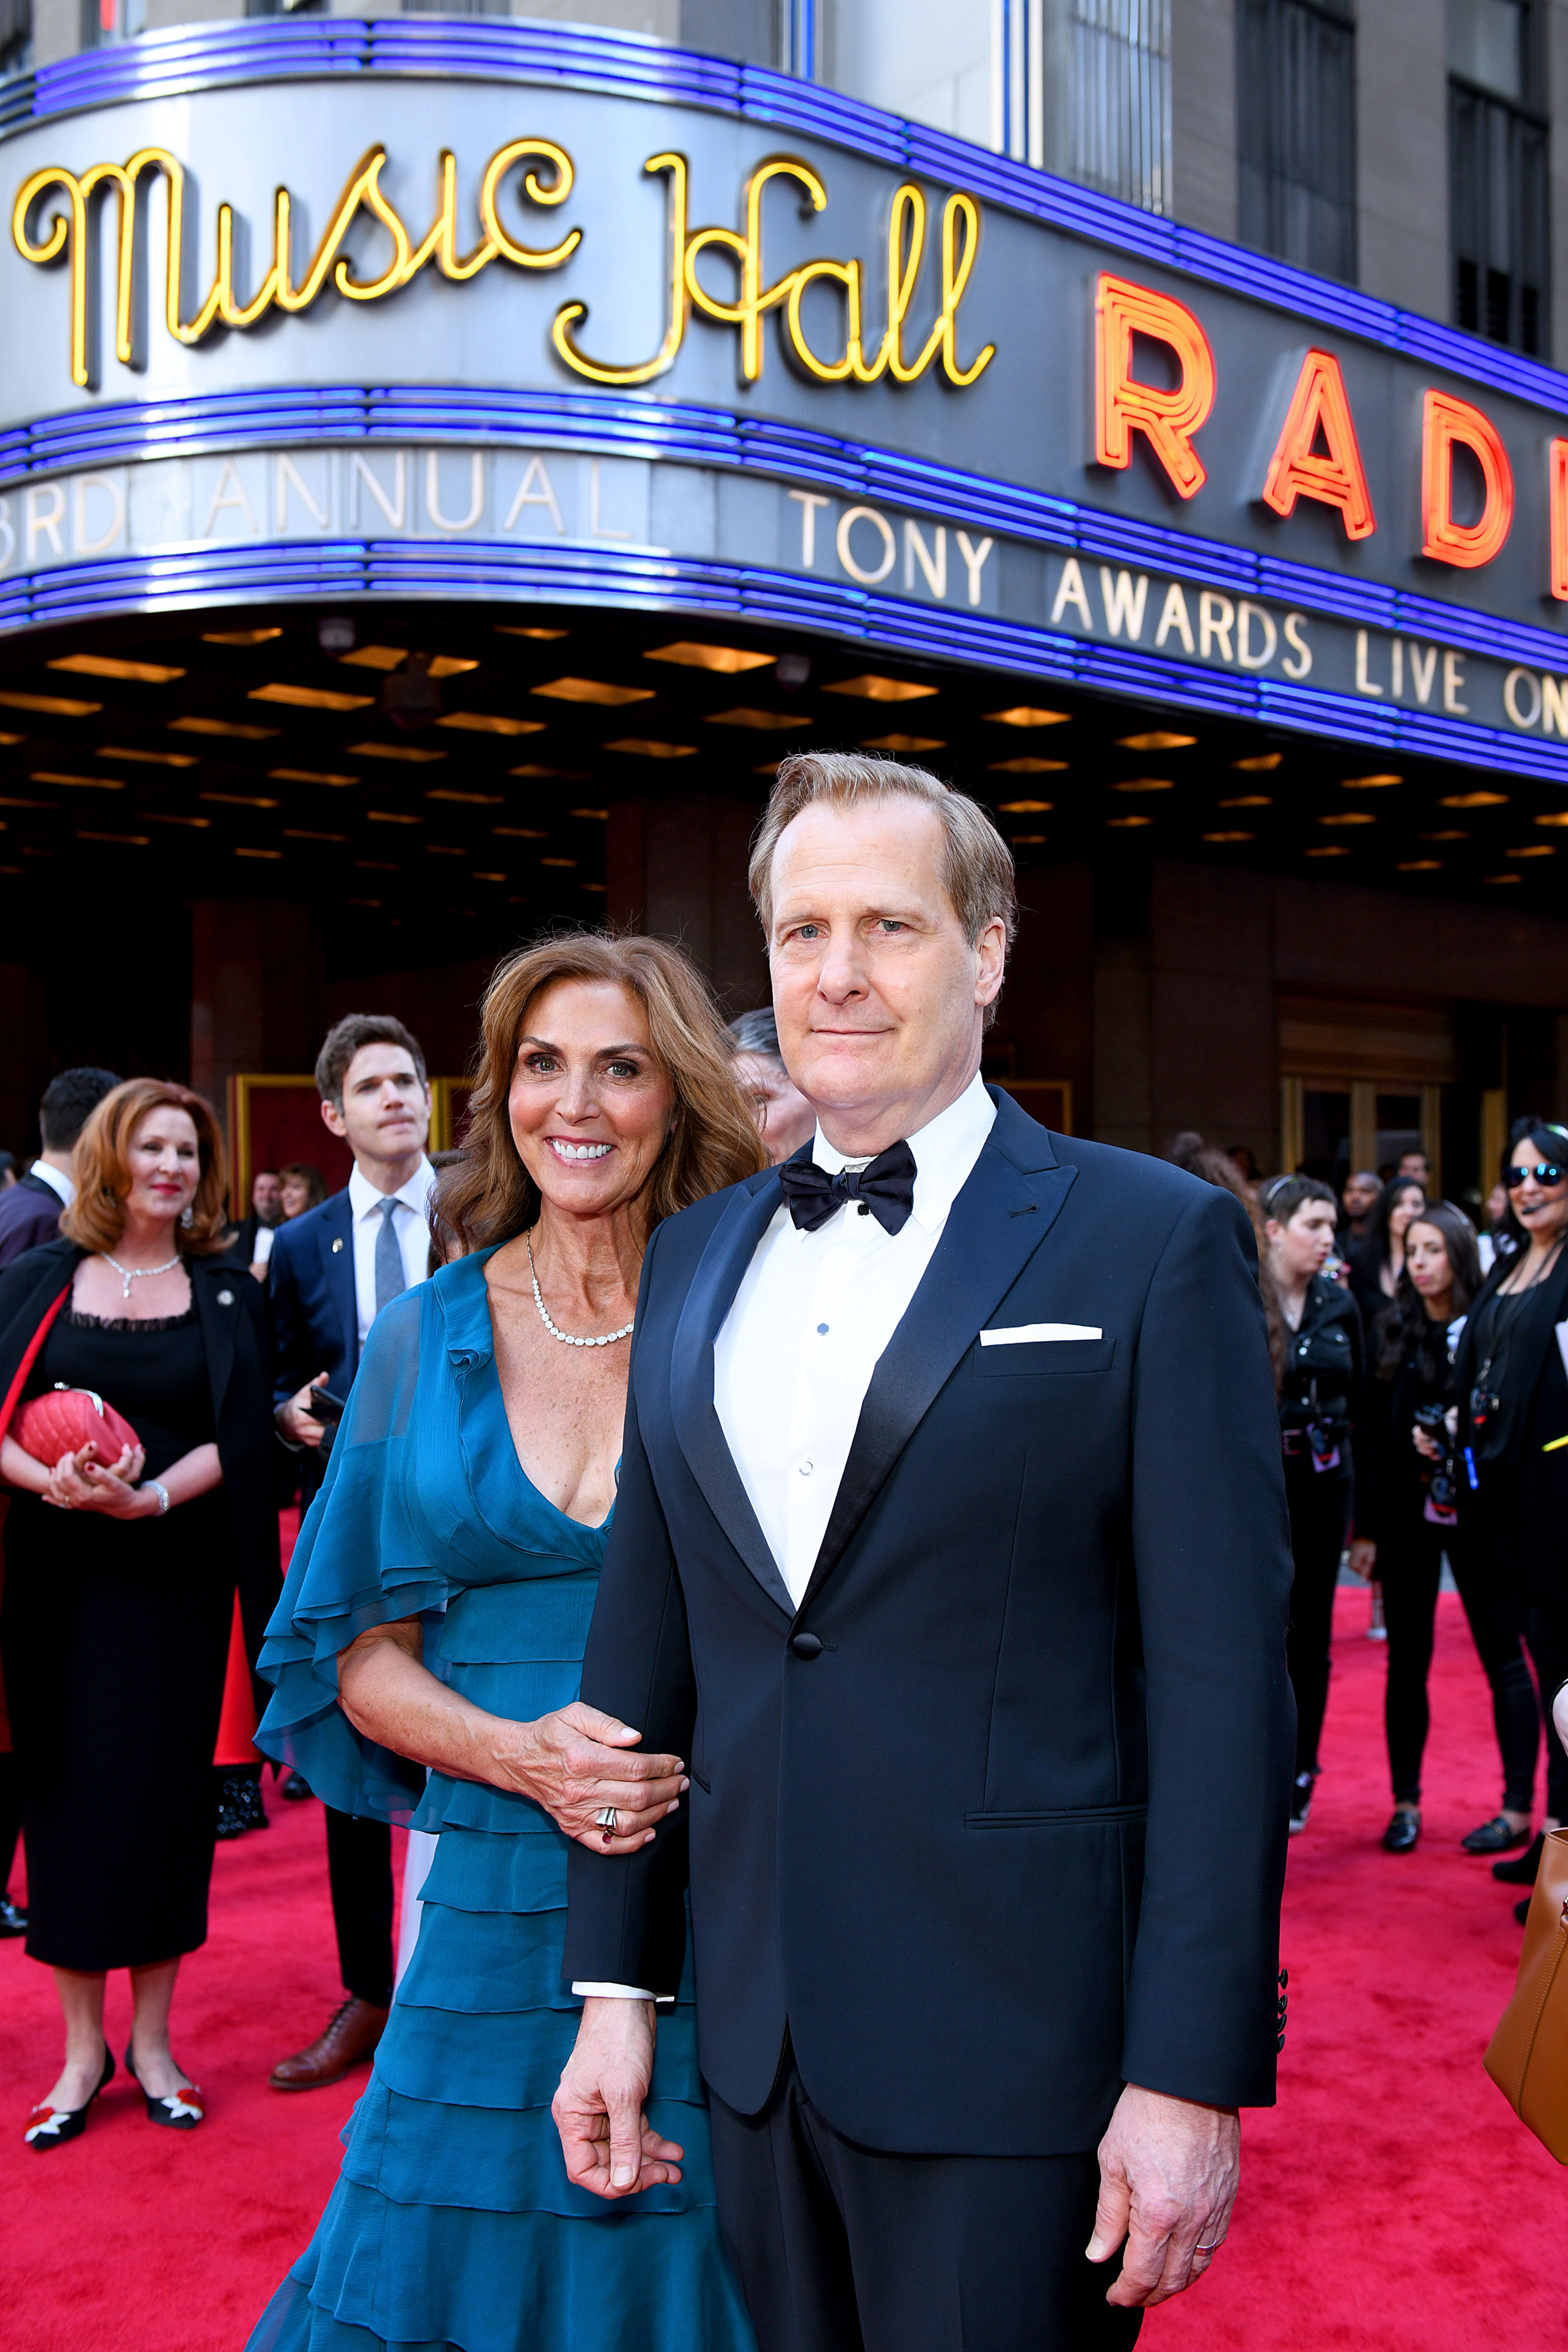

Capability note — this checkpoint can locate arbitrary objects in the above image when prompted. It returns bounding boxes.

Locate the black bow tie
[779,1140,917,1236]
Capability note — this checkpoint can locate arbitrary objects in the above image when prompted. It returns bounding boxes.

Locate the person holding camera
[267,1015,436,2093]
[1352,1204,1539,1853]
[1262,1175,1363,1834]
[1450,1121,1568,1896]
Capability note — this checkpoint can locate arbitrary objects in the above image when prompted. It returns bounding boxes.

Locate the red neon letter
[1094,272,1216,500]
[1260,349,1376,540]
[1421,390,1514,568]
[1550,439,1568,600]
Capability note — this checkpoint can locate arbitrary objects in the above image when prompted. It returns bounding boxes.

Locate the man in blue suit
[558,755,1294,2349]
[267,1013,435,2092]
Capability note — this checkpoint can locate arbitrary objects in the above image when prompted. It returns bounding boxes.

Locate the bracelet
[144,1479,170,1516]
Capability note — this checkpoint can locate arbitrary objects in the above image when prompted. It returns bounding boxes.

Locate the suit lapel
[668,1172,796,1619]
[797,1100,1077,1616]
[318,1192,359,1380]
[1488,1245,1568,1412]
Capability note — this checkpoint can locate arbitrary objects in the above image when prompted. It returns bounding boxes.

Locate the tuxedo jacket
[269,1189,358,1410]
[0,1172,65,1272]
[565,1089,1296,2154]
[0,1238,281,1690]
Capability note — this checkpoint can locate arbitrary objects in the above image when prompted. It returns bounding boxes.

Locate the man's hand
[1087,2084,1240,2307]
[511,1702,687,1855]
[553,1997,684,2199]
[276,1371,330,1449]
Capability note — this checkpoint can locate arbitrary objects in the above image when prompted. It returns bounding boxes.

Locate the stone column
[607,795,769,1014]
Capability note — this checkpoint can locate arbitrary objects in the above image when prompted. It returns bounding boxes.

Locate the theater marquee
[4,17,1568,786]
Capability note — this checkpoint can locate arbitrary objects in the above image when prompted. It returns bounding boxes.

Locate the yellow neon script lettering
[12,138,992,394]
[12,140,581,384]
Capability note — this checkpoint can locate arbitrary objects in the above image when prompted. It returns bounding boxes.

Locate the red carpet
[0,1583,1563,2350]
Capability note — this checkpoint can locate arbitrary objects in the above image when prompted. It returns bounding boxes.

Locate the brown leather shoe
[268,1996,389,2091]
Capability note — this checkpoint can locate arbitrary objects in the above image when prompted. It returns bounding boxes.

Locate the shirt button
[798,1459,814,1477]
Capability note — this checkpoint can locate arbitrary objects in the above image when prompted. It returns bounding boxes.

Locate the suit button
[791,1633,823,1661]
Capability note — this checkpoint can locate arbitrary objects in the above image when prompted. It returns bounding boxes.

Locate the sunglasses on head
[1506,1163,1566,1189]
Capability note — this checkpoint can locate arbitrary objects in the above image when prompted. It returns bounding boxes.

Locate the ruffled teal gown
[246,1250,756,2352]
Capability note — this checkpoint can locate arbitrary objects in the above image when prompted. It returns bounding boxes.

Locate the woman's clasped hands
[42,1437,151,1515]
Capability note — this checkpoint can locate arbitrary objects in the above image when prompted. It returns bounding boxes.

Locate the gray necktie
[373,1196,405,1319]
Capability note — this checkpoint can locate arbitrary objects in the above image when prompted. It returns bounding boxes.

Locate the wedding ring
[595,1807,618,1833]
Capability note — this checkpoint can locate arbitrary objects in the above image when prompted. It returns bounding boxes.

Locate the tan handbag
[1485,1828,1568,2160]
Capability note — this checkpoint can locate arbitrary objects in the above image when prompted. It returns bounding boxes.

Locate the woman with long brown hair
[247,935,765,2352]
[0,1079,278,2146]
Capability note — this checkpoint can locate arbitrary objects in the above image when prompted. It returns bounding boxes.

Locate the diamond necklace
[526,1233,635,1349]
[103,1251,182,1301]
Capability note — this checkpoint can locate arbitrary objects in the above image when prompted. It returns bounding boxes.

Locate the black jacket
[1356,1304,1461,1547]
[0,1172,66,1271]
[1454,1247,1568,1588]
[0,1239,281,1696]
[564,1092,1295,2152]
[1278,1272,1362,1465]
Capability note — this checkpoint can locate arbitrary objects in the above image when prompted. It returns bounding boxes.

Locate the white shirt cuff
[572,1981,675,2005]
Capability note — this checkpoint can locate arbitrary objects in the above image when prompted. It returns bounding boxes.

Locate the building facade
[4,0,1568,1197]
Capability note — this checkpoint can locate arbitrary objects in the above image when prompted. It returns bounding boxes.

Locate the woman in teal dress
[247,933,766,2352]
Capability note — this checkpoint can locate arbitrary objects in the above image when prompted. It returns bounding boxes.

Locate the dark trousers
[1466,1479,1568,1822]
[0,1749,20,1889]
[1284,1460,1351,1777]
[324,1804,393,2009]
[1380,1513,1540,1810]
[708,2051,1141,2352]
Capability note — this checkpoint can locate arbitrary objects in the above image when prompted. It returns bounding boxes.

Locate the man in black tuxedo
[266,1013,435,2093]
[0,1067,120,1273]
[556,754,1294,2348]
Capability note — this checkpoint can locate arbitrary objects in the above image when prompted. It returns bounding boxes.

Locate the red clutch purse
[12,1385,140,1468]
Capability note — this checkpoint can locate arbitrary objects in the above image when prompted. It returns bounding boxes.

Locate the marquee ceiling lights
[1342,773,1403,788]
[269,767,359,786]
[33,768,121,788]
[571,809,610,821]
[1534,813,1568,826]
[250,682,375,712]
[533,677,654,705]
[1112,778,1174,793]
[1306,846,1351,857]
[861,733,945,751]
[428,788,504,804]
[144,810,210,827]
[823,676,940,702]
[105,744,199,767]
[704,708,810,730]
[1319,811,1377,825]
[986,707,1070,727]
[1219,794,1271,807]
[1232,753,1284,771]
[170,715,276,738]
[0,690,100,715]
[434,711,546,735]
[1398,859,1443,871]
[998,799,1053,813]
[989,757,1068,773]
[496,627,569,640]
[201,789,278,808]
[509,764,589,779]
[367,809,423,824]
[1440,790,1508,806]
[644,643,774,673]
[347,741,444,761]
[1422,830,1469,840]
[49,653,185,684]
[285,828,348,842]
[202,628,283,646]
[341,645,412,671]
[1205,830,1256,842]
[604,739,697,758]
[1508,845,1556,857]
[1107,814,1153,828]
[494,825,547,838]
[1118,731,1194,750]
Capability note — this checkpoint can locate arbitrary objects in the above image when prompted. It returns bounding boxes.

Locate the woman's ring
[595,1806,618,1833]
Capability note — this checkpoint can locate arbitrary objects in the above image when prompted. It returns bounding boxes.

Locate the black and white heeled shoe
[124,2045,205,2129]
[25,2045,114,2150]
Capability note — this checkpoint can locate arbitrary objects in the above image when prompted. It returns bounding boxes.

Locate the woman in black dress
[1452,1119,1568,1909]
[0,1079,278,2148]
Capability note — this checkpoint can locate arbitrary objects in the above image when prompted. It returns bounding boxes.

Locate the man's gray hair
[747,752,1018,952]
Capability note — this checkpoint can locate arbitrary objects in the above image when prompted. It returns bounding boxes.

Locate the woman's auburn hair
[61,1078,231,1256]
[439,932,768,1255]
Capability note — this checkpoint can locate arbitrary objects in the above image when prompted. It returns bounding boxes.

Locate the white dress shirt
[573,1073,995,2003]
[348,1158,436,1346]
[713,1072,995,1607]
[29,1159,73,1207]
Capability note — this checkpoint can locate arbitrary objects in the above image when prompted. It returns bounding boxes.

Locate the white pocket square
[980,1323,1103,1345]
